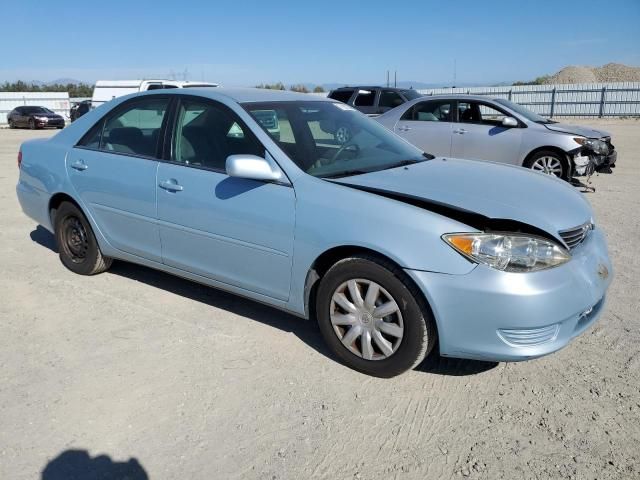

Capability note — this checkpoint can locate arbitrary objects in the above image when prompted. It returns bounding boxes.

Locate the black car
[327,86,423,116]
[7,106,65,129]
[70,100,92,122]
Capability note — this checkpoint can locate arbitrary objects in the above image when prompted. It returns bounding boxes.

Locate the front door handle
[397,125,411,132]
[70,160,88,171]
[453,128,467,134]
[159,179,183,192]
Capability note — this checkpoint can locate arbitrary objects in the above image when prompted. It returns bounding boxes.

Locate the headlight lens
[573,137,607,154]
[443,233,571,272]
[35,116,48,122]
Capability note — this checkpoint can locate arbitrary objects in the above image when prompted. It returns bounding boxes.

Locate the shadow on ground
[42,449,148,480]
[31,226,498,377]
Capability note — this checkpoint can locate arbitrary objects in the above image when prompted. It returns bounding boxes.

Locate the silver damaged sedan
[376,95,617,180]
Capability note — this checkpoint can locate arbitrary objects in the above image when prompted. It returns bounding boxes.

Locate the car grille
[559,222,593,250]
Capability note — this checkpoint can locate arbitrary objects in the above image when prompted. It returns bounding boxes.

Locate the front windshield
[244,101,430,178]
[494,98,550,123]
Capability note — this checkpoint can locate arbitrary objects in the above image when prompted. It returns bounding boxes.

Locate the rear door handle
[453,128,467,134]
[397,125,411,132]
[70,160,88,171]
[159,179,183,192]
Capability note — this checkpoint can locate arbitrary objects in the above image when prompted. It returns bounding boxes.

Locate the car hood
[32,112,61,118]
[544,122,611,139]
[333,158,593,240]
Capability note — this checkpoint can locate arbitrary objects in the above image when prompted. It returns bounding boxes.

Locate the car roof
[140,87,330,103]
[331,86,411,92]
[418,94,503,102]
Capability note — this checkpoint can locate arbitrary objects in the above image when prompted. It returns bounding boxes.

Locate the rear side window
[91,98,169,157]
[328,90,354,103]
[401,100,452,122]
[354,90,376,107]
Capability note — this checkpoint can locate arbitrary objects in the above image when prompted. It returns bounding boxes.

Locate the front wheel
[524,151,568,179]
[54,202,112,275]
[28,118,36,130]
[316,255,436,377]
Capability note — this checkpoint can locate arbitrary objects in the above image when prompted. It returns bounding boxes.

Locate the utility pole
[386,70,389,87]
[453,59,457,88]
[394,70,397,88]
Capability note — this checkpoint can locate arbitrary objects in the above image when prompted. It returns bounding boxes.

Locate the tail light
[17,150,22,169]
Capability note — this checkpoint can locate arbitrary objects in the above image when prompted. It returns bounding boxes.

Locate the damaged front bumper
[571,145,617,176]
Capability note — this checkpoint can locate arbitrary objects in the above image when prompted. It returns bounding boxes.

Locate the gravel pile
[545,63,640,84]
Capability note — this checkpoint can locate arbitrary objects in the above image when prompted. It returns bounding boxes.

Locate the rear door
[450,100,523,165]
[66,96,169,262]
[156,97,295,300]
[393,99,454,156]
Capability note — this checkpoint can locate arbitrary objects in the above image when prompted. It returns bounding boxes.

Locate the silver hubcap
[330,279,404,361]
[531,156,563,177]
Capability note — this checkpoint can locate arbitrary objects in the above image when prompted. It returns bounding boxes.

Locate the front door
[66,96,170,262]
[450,100,523,165]
[394,99,454,157]
[156,97,295,301]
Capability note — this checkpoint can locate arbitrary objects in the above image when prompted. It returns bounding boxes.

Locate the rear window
[328,90,354,103]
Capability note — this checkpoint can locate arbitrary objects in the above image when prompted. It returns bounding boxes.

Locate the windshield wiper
[318,169,371,179]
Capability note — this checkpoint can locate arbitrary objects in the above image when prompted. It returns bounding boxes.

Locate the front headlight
[574,137,607,154]
[35,116,48,122]
[443,233,571,272]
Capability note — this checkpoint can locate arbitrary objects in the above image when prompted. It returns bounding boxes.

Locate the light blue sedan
[16,88,612,377]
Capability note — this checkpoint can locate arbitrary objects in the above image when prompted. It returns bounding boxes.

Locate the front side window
[94,98,169,157]
[172,99,263,171]
[245,101,430,178]
[401,100,452,122]
[457,101,508,126]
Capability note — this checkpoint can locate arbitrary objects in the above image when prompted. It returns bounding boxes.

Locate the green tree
[289,84,309,93]
[313,85,325,93]
[255,82,286,90]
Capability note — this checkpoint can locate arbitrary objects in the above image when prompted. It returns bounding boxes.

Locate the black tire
[524,150,568,180]
[54,202,112,275]
[8,118,15,129]
[28,118,36,130]
[316,254,436,377]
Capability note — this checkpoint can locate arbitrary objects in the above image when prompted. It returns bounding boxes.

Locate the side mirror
[502,116,518,128]
[226,154,286,183]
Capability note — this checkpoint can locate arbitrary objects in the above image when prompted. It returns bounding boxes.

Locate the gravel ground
[1,120,639,479]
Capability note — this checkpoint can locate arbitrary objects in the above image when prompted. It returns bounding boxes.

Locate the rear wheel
[54,202,112,275]
[524,150,568,179]
[8,118,15,129]
[316,255,436,377]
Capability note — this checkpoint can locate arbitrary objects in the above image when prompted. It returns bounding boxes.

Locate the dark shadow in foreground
[415,354,498,376]
[31,225,57,253]
[31,226,499,377]
[42,449,148,480]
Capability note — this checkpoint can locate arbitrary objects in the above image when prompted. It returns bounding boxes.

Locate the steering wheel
[331,142,360,162]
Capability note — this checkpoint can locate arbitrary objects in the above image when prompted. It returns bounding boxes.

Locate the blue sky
[1,0,639,86]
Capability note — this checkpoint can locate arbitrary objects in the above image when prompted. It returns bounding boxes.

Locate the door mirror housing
[502,116,519,128]
[226,154,287,183]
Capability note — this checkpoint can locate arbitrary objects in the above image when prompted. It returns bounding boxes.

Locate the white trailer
[91,80,219,108]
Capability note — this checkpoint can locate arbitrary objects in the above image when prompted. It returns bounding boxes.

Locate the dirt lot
[1,120,639,479]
